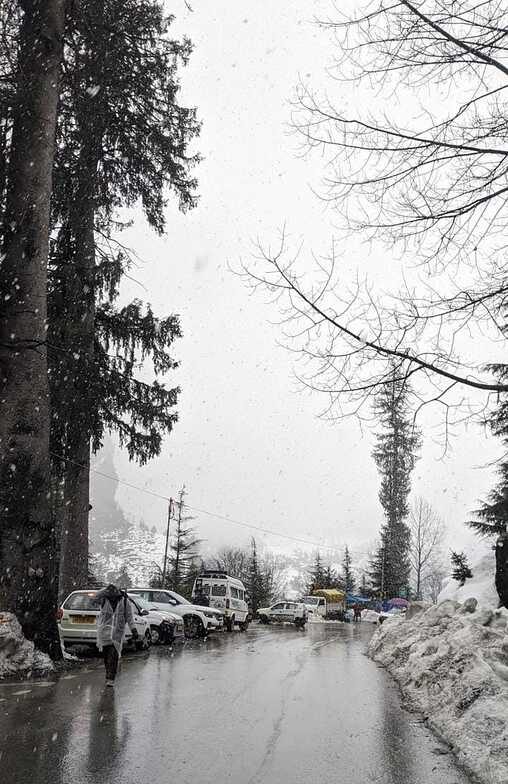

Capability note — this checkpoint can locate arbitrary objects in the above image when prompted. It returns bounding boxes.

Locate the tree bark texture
[55,35,103,599]
[495,532,508,609]
[0,0,65,654]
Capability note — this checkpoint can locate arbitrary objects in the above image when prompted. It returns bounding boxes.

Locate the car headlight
[161,619,172,626]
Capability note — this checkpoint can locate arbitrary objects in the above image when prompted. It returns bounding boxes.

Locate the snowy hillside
[91,524,166,586]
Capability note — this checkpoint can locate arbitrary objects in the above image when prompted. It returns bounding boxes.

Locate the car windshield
[64,593,100,611]
[211,584,226,596]
[167,591,188,605]
[129,595,147,611]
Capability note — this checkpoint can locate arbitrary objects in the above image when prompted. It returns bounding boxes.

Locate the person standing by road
[353,604,362,623]
[96,584,138,687]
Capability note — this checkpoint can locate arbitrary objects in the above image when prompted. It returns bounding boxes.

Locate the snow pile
[307,614,325,623]
[362,609,381,624]
[0,612,54,680]
[438,550,499,609]
[368,599,508,784]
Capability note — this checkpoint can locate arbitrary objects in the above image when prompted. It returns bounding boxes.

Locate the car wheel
[239,620,249,632]
[136,630,152,650]
[258,615,269,624]
[150,625,161,645]
[184,615,204,640]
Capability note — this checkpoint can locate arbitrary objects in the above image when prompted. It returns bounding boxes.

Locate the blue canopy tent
[346,594,371,606]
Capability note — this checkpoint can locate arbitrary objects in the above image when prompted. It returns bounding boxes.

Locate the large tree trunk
[0,0,65,655]
[495,531,508,609]
[58,441,91,601]
[56,90,98,600]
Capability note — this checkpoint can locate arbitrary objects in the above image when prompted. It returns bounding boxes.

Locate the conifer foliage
[341,546,355,594]
[48,0,199,600]
[450,551,473,587]
[370,375,421,597]
[467,398,508,607]
[167,488,202,595]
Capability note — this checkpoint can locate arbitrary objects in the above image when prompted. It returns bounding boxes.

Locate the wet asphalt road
[0,623,472,784]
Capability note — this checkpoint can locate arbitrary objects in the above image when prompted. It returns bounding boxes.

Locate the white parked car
[129,588,224,639]
[192,571,250,632]
[127,594,184,644]
[57,589,151,650]
[257,601,307,628]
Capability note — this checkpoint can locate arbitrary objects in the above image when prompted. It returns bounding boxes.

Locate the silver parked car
[57,589,151,651]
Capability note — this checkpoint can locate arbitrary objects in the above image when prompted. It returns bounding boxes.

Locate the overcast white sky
[92,1,500,564]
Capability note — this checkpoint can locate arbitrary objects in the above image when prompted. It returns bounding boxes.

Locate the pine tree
[307,552,327,593]
[450,551,473,587]
[48,0,199,600]
[117,564,132,590]
[341,546,355,593]
[247,538,265,614]
[168,487,201,596]
[370,375,421,597]
[467,399,508,607]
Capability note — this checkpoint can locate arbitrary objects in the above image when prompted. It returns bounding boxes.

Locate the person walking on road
[353,604,362,623]
[96,584,138,687]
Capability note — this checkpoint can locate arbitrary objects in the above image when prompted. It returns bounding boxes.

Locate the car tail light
[56,608,64,621]
[226,599,230,609]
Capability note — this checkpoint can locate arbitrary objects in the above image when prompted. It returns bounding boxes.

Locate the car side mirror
[141,609,149,616]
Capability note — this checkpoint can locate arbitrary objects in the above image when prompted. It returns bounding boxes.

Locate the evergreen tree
[450,551,473,587]
[370,375,421,597]
[341,546,355,593]
[48,0,199,600]
[467,392,508,607]
[307,552,326,593]
[247,538,265,614]
[169,487,201,595]
[116,564,132,590]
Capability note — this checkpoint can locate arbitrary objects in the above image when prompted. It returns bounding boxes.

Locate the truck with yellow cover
[301,589,346,620]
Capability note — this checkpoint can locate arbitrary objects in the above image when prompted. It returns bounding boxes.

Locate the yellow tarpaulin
[312,589,346,603]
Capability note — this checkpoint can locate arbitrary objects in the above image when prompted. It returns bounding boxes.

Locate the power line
[50,450,344,552]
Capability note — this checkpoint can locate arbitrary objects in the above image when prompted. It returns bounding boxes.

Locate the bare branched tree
[244,2,508,426]
[211,546,249,578]
[424,560,447,603]
[408,497,446,598]
[295,0,508,263]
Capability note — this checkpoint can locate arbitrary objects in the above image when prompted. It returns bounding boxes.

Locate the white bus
[192,571,250,632]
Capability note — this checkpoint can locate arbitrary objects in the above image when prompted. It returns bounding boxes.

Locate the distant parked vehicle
[192,572,250,632]
[57,590,151,651]
[129,588,224,639]
[257,601,307,628]
[301,589,346,620]
[127,594,184,644]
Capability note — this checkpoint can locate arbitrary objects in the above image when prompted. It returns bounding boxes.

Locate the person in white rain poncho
[96,584,138,686]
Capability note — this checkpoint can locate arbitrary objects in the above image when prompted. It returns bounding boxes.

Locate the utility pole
[162,497,174,586]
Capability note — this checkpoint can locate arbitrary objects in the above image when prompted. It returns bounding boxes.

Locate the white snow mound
[438,550,499,608]
[0,612,54,680]
[368,599,508,784]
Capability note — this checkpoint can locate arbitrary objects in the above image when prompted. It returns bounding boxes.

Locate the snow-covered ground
[367,551,508,784]
[438,551,499,608]
[0,613,54,680]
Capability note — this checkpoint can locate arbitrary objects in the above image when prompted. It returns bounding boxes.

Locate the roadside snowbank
[368,599,508,784]
[0,612,54,680]
[438,550,499,609]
